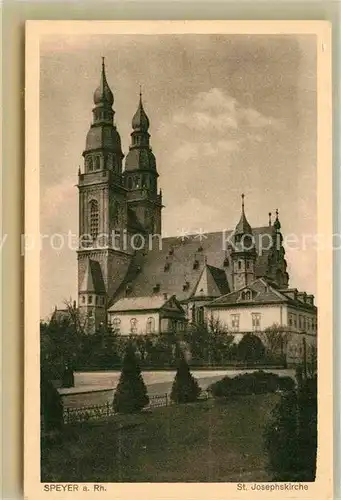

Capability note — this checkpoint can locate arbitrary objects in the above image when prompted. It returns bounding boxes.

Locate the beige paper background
[23,20,332,500]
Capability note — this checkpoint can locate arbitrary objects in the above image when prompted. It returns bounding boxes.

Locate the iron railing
[63,393,169,424]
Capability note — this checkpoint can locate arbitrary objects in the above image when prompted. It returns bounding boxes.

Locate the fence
[63,393,169,425]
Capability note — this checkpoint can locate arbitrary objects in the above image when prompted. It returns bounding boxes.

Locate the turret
[231,194,256,290]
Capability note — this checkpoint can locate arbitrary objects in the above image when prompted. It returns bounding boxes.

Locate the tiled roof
[80,259,106,293]
[111,228,273,304]
[51,309,70,323]
[108,294,181,312]
[207,278,287,307]
[207,277,316,310]
[192,264,230,298]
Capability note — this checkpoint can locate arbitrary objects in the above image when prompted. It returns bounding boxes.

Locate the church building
[70,59,317,362]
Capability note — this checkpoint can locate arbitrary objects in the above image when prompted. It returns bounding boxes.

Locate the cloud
[168,88,282,166]
[172,88,281,133]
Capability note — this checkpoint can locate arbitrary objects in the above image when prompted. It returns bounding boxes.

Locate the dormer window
[223,256,229,267]
[153,283,160,293]
[198,245,203,252]
[169,247,174,256]
[164,261,171,272]
[125,284,132,296]
[193,259,199,270]
[241,290,252,301]
[183,281,190,292]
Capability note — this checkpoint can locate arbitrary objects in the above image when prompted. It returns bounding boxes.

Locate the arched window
[238,260,242,270]
[87,157,93,172]
[95,156,100,170]
[146,317,155,334]
[89,200,99,240]
[130,318,138,334]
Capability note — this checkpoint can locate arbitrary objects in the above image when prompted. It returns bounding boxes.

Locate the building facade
[66,60,317,362]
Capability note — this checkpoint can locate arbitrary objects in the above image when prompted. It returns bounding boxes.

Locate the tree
[185,315,233,366]
[261,323,291,364]
[41,368,64,437]
[170,356,201,404]
[113,342,149,414]
[264,374,317,481]
[237,333,265,364]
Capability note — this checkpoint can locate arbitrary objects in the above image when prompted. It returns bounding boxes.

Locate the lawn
[41,393,279,482]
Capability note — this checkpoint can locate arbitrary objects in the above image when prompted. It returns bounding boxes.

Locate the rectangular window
[231,314,240,332]
[252,313,261,331]
[88,295,93,304]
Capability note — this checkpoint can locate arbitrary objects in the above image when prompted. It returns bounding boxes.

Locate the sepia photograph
[24,20,333,498]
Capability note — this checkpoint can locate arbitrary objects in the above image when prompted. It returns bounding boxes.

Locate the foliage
[264,374,317,481]
[209,371,281,398]
[41,368,64,434]
[261,323,291,364]
[184,315,234,366]
[113,342,149,414]
[237,333,265,364]
[170,356,201,404]
[277,376,296,392]
[209,371,296,399]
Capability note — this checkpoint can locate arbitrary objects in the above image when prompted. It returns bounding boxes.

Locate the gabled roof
[207,277,290,307]
[192,264,230,298]
[108,294,184,313]
[111,229,273,304]
[207,277,316,311]
[79,259,106,293]
[51,309,70,323]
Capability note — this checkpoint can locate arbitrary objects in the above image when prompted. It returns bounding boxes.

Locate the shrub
[113,343,149,414]
[277,376,296,392]
[41,369,64,435]
[170,357,201,404]
[237,334,265,363]
[209,371,293,398]
[264,375,317,481]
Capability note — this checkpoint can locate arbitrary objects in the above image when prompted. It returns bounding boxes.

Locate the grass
[41,393,279,482]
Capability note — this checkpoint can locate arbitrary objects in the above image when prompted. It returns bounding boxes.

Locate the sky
[40,34,317,319]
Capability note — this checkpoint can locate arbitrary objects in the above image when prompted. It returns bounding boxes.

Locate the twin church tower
[77,59,289,332]
[77,59,163,327]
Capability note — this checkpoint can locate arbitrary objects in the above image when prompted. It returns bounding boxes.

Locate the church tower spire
[123,90,163,235]
[77,59,131,333]
[231,194,256,291]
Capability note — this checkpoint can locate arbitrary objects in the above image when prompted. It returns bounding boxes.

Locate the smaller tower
[123,90,163,235]
[78,259,106,334]
[231,194,257,291]
[267,209,289,288]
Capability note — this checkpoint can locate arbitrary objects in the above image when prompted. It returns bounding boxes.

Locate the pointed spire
[93,57,114,106]
[268,211,272,226]
[274,208,281,230]
[132,89,150,132]
[235,193,252,236]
